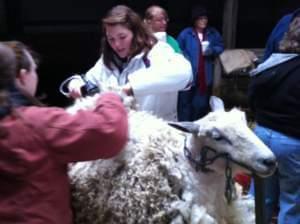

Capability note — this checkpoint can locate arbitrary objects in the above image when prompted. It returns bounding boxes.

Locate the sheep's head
[169,96,276,177]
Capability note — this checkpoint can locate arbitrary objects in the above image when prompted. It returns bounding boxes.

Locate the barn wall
[0,0,298,106]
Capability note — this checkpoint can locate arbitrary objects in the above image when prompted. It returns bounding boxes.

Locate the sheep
[67,94,276,224]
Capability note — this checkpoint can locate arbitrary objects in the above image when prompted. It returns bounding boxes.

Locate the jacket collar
[186,27,211,37]
[250,53,299,76]
[0,85,32,119]
[111,50,146,73]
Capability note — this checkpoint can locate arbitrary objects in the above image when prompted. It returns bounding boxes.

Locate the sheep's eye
[207,128,232,145]
[212,132,223,141]
[212,134,223,141]
[207,128,223,141]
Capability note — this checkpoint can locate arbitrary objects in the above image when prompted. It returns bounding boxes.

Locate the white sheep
[68,95,276,224]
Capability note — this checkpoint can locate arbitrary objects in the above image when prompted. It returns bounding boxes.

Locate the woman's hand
[122,83,134,96]
[68,79,84,99]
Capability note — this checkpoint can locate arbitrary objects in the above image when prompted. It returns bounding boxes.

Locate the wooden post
[222,0,239,49]
[254,174,267,224]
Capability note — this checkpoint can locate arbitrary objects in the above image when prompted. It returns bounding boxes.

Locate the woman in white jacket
[60,5,192,121]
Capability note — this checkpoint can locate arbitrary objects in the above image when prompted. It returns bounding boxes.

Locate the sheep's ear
[209,96,225,112]
[168,122,199,134]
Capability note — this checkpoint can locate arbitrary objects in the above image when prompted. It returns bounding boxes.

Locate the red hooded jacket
[0,93,128,223]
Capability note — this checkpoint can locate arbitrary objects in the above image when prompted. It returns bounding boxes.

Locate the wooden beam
[222,0,239,49]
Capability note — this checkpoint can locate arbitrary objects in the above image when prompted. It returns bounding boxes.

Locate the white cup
[201,41,209,52]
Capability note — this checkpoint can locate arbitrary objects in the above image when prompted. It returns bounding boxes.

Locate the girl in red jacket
[0,41,128,223]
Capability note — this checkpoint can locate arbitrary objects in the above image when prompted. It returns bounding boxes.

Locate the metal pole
[254,174,266,224]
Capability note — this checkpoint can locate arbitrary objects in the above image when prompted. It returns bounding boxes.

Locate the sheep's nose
[261,157,277,169]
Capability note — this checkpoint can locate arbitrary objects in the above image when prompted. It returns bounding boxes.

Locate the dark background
[0,0,299,107]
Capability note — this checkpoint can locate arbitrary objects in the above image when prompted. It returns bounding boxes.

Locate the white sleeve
[84,57,105,85]
[128,42,192,96]
[59,57,105,96]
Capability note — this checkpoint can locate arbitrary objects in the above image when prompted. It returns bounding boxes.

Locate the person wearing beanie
[248,17,300,224]
[177,5,224,121]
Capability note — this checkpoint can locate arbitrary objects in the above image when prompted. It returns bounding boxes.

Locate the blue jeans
[249,125,300,224]
[177,87,209,121]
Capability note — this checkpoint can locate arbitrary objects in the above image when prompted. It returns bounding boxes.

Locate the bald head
[144,5,169,32]
[145,6,167,19]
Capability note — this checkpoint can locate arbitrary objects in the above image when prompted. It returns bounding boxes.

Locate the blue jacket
[263,8,300,60]
[177,27,224,87]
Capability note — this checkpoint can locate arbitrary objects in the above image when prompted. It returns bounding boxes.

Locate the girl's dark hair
[101,5,157,70]
[0,43,16,107]
[0,41,43,137]
[3,41,40,72]
[0,43,16,137]
[0,41,42,137]
[3,41,42,107]
[279,17,300,53]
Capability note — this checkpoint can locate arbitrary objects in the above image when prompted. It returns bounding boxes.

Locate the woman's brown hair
[101,5,157,70]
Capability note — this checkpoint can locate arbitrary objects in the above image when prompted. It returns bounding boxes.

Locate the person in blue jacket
[263,8,300,60]
[248,16,300,223]
[177,5,224,121]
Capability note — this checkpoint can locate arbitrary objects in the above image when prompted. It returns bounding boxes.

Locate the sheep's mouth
[251,161,277,177]
[230,157,277,177]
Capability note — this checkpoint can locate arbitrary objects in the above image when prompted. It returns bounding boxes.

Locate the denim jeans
[177,87,209,121]
[249,124,300,224]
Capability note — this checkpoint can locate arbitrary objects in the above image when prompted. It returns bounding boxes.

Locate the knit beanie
[191,5,209,24]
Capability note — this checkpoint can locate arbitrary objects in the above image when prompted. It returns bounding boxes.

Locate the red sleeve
[32,93,128,163]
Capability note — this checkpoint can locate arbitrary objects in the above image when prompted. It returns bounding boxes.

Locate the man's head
[144,5,169,33]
